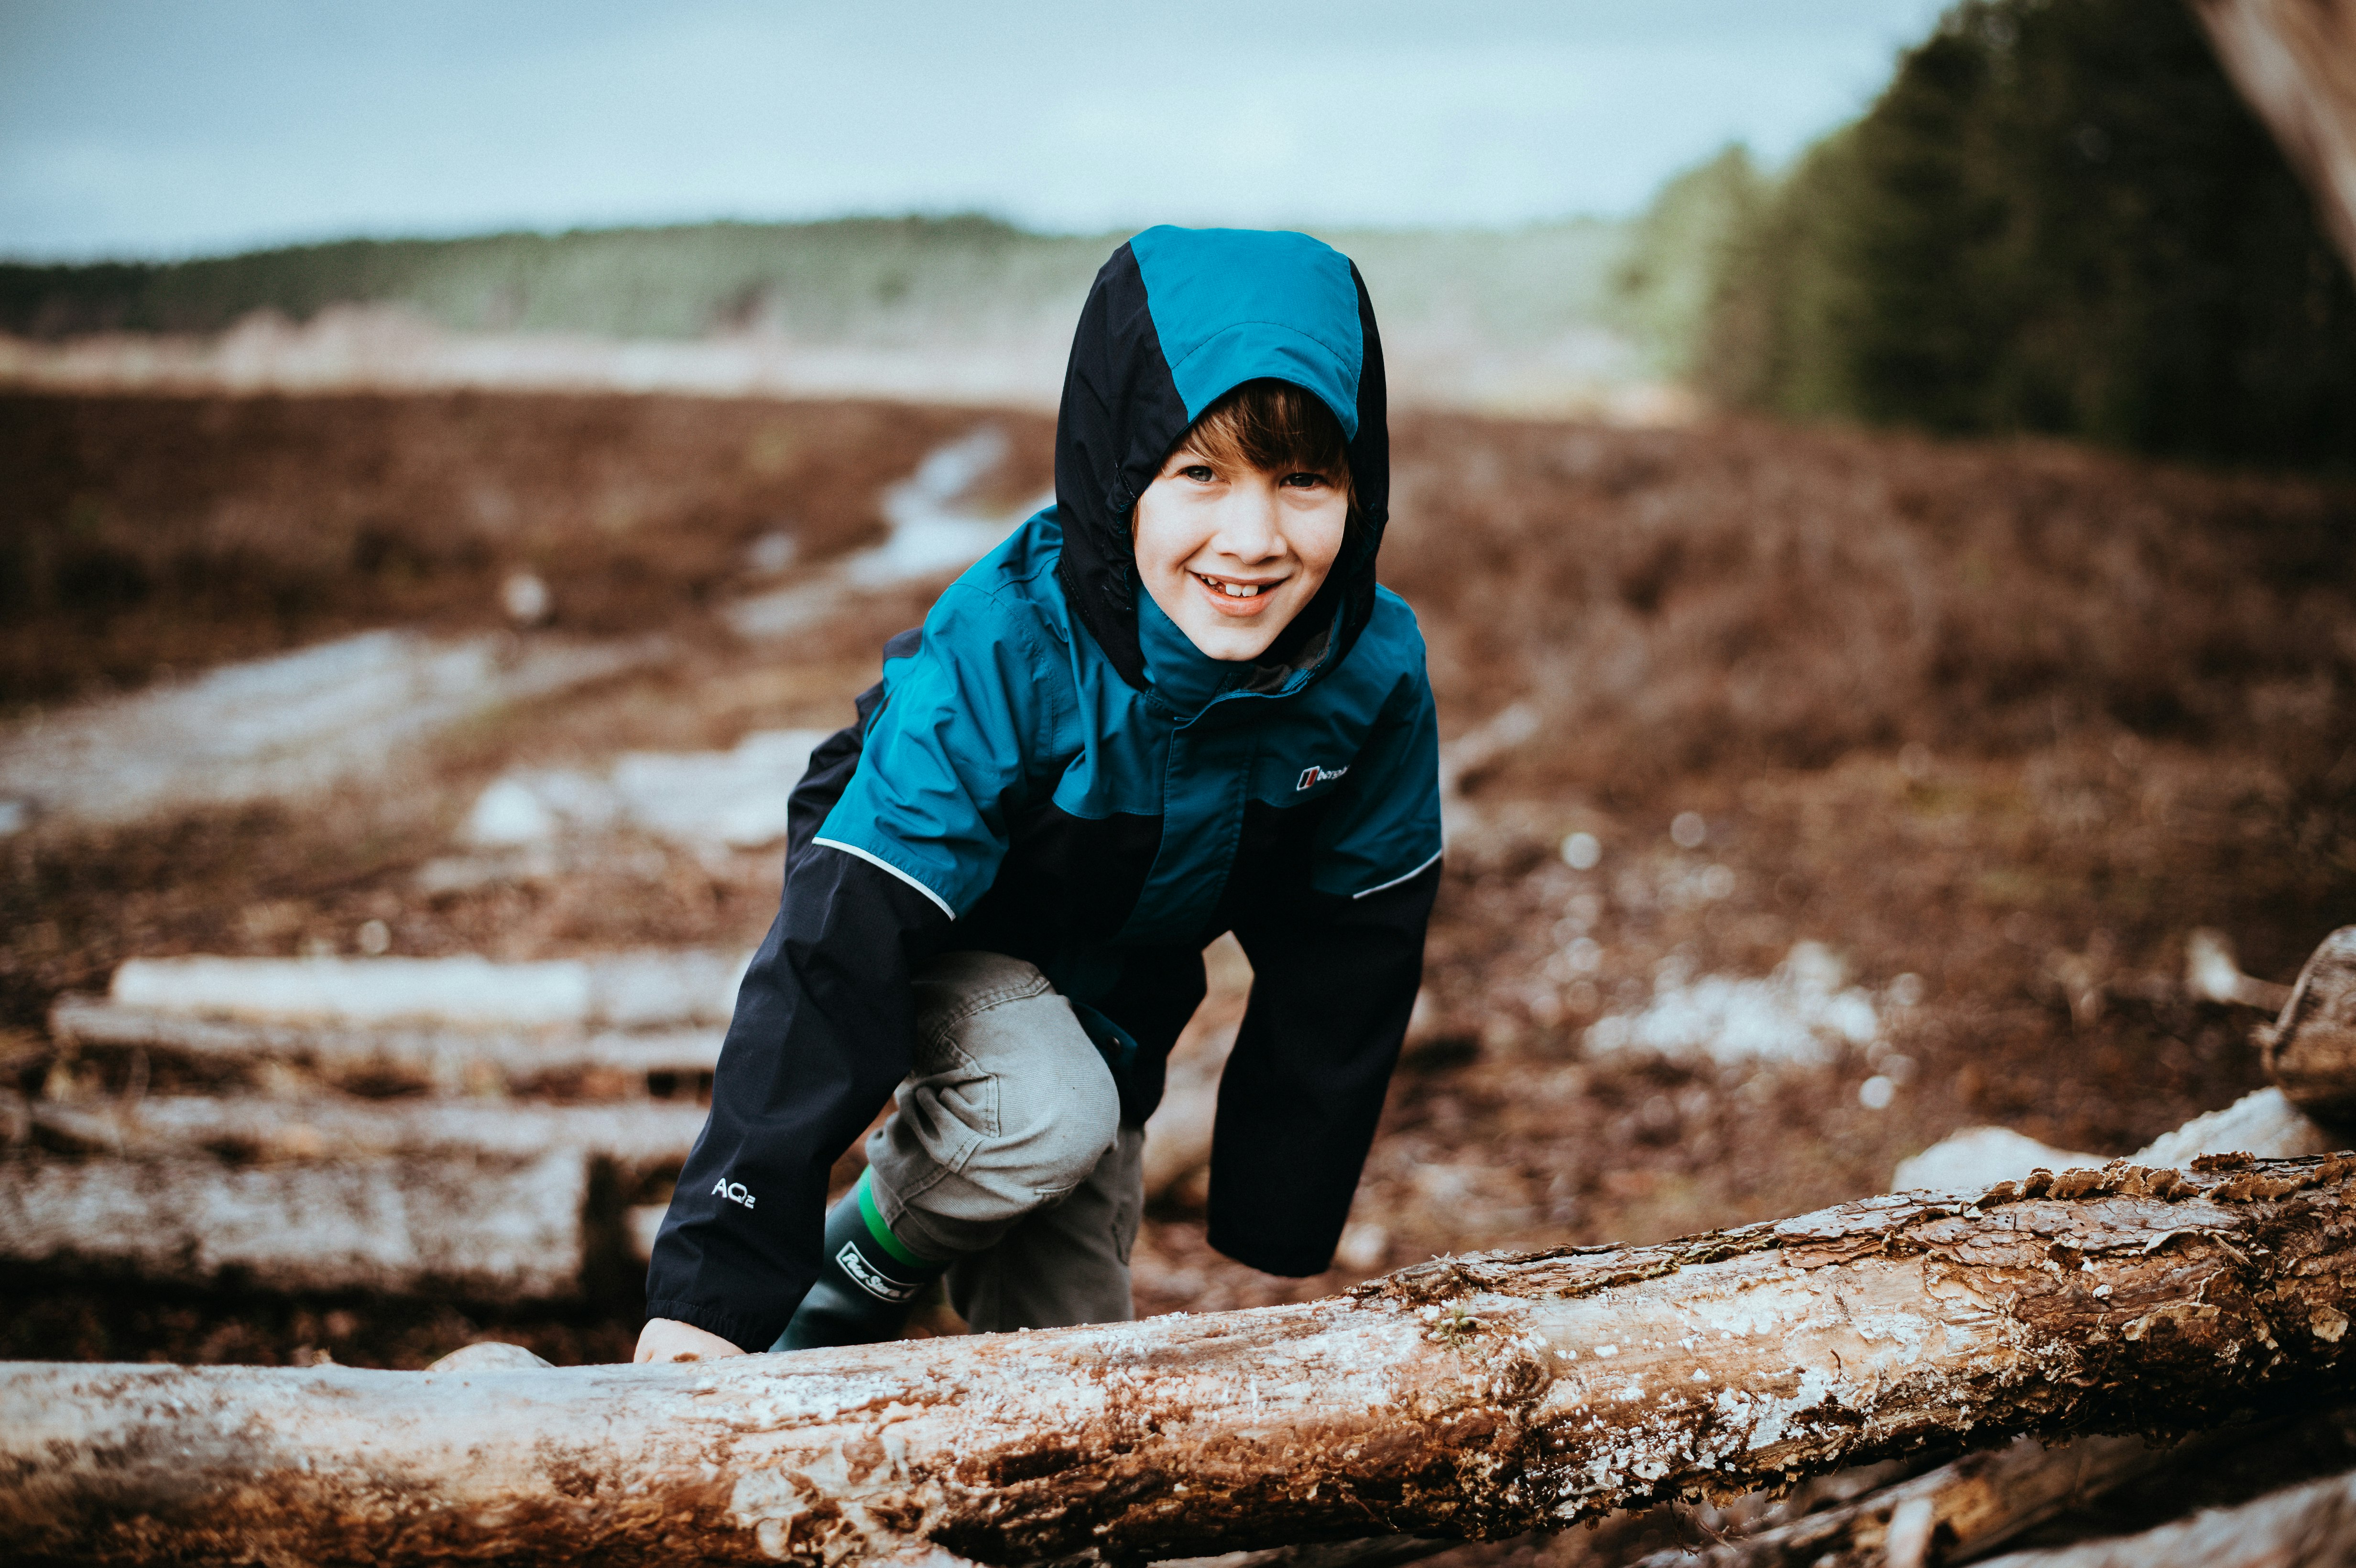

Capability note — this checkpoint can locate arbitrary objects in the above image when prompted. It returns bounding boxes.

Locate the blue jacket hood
[1052,226,1391,695]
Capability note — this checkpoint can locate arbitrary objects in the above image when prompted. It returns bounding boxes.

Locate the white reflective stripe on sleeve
[811,837,957,920]
[1351,848,1443,900]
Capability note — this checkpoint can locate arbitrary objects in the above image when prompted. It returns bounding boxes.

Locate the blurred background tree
[1699,0,2356,468]
[1603,145,1768,380]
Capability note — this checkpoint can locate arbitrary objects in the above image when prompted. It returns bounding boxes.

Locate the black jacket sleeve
[1207,858,1439,1276]
[644,847,947,1350]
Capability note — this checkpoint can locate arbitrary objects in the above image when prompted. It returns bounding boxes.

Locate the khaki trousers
[862,950,1144,1332]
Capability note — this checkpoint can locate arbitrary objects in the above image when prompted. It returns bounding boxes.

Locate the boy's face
[1131,443,1349,663]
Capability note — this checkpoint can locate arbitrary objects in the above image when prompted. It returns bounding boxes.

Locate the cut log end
[2262,926,2356,1131]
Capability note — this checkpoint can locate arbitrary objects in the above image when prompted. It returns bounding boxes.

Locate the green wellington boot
[772,1172,949,1350]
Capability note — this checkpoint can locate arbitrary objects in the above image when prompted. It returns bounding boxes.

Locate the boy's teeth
[1201,575,1265,597]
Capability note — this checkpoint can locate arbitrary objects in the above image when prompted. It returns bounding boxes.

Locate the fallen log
[50,992,722,1096]
[22,1091,709,1164]
[0,1146,591,1297]
[6,1153,2355,1566]
[2261,925,2356,1129]
[105,949,745,1030]
[1669,936,2356,1568]
[1974,1461,2356,1568]
[2,1094,708,1296]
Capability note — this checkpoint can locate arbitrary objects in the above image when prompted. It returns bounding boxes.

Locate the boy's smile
[1133,444,1348,663]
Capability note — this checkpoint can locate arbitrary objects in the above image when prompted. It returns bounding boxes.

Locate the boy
[638,226,1440,1361]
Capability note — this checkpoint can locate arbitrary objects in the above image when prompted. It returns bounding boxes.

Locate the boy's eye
[1178,464,1216,482]
[1279,471,1329,489]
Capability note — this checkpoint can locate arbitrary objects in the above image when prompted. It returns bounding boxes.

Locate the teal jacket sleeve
[811,584,1064,917]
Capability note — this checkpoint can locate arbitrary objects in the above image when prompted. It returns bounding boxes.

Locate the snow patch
[0,629,655,829]
[1892,1126,2099,1193]
[1584,942,1881,1067]
[460,729,829,850]
[727,427,1048,640]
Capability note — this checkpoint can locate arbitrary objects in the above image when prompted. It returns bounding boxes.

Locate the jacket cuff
[1204,1222,1334,1280]
[644,1297,795,1354]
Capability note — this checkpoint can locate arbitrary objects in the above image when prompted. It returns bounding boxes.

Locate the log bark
[1975,1462,2356,1568]
[6,1153,2356,1567]
[2262,926,2356,1130]
[51,992,722,1096]
[2190,0,2356,278]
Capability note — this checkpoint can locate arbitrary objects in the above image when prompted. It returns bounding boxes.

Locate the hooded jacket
[647,227,1442,1351]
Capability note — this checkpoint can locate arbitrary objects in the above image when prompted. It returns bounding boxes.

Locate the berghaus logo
[711,1176,756,1209]
[1297,764,1349,791]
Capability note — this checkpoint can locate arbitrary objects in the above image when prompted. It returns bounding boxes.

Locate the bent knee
[984,1045,1119,1198]
[907,952,1123,1199]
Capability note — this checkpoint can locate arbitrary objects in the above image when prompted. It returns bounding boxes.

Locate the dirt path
[0,415,1044,834]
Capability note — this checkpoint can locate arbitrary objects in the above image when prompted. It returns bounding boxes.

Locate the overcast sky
[0,0,1955,261]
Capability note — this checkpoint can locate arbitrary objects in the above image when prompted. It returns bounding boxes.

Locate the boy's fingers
[634,1318,747,1363]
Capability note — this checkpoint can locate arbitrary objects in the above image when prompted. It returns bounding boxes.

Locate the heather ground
[4,390,2351,1559]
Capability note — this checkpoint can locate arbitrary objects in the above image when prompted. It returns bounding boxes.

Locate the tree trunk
[1974,1464,2356,1568]
[6,1153,2355,1567]
[2189,0,2356,278]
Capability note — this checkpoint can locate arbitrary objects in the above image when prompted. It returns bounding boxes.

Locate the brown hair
[1178,379,1354,503]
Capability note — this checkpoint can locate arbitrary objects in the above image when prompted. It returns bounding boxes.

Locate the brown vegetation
[0,391,1054,705]
[4,390,2354,1561]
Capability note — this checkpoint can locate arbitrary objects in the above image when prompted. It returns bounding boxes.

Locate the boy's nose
[1212,481,1286,561]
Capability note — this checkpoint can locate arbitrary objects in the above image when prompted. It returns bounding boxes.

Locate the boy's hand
[633,1318,748,1363]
